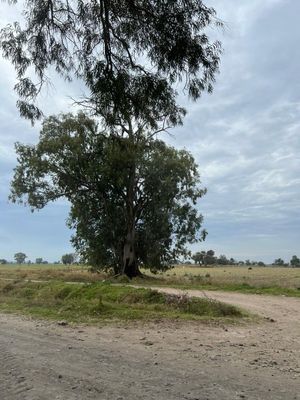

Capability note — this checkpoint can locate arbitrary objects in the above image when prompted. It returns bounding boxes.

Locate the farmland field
[158,265,300,289]
[0,264,300,296]
[0,263,99,283]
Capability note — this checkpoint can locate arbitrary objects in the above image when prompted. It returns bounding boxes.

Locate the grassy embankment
[0,279,243,323]
[0,264,299,297]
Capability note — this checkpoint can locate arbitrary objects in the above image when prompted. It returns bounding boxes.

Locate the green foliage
[14,252,27,264]
[273,258,285,266]
[2,1,223,279]
[257,261,265,267]
[0,0,222,125]
[61,253,75,265]
[218,255,229,265]
[192,250,215,265]
[192,251,205,265]
[290,255,300,267]
[205,250,216,265]
[10,113,207,276]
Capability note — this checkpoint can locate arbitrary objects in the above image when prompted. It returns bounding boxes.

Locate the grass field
[143,265,300,296]
[0,264,300,297]
[0,280,243,323]
[155,265,300,288]
[0,264,102,283]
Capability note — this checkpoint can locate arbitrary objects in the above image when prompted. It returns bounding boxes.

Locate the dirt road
[0,289,299,400]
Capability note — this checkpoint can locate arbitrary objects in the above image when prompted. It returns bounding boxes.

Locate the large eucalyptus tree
[1,1,222,276]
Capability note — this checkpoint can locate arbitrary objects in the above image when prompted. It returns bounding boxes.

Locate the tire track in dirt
[0,342,32,400]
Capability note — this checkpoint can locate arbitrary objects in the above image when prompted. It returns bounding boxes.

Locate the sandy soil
[0,289,299,400]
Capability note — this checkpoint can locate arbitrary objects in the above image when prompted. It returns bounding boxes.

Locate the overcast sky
[0,0,299,263]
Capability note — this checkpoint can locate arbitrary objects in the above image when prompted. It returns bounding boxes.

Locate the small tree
[14,252,27,264]
[204,250,216,265]
[290,255,300,267]
[61,254,75,265]
[192,252,205,265]
[0,259,7,264]
[273,258,285,266]
[217,255,228,265]
[35,258,43,264]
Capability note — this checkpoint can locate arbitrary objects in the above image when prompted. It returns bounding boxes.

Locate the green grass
[0,280,244,323]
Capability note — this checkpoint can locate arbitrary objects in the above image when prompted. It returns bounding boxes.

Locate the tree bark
[122,228,141,278]
[121,130,142,278]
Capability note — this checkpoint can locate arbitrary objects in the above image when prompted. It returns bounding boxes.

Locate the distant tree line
[272,255,300,267]
[0,253,76,265]
[191,251,300,267]
[1,251,299,268]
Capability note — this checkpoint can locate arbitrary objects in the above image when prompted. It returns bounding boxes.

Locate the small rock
[265,317,275,323]
[58,374,63,379]
[57,321,68,326]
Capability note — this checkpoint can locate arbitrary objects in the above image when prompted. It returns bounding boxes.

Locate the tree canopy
[11,113,207,276]
[61,253,75,265]
[273,258,285,266]
[14,252,27,264]
[290,255,300,267]
[0,0,222,127]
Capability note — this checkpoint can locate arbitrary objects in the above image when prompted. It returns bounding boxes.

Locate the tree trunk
[121,132,142,278]
[122,228,141,278]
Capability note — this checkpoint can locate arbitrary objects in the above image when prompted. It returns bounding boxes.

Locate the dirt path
[0,290,299,400]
